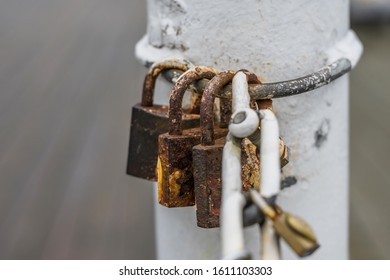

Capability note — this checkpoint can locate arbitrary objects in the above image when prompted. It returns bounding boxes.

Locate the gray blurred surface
[0,0,154,259]
[0,1,388,259]
[350,24,390,259]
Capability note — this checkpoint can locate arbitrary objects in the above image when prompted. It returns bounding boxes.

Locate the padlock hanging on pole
[157,66,227,207]
[126,59,200,181]
[193,70,235,228]
[194,70,261,229]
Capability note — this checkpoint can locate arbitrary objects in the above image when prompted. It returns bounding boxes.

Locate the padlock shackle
[200,71,235,145]
[169,66,219,135]
[141,59,189,107]
[201,71,261,145]
[232,71,261,111]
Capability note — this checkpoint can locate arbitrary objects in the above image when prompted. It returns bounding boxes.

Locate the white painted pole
[136,0,362,259]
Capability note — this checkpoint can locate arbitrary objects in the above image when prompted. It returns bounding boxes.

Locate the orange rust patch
[241,138,260,192]
[157,156,163,200]
[169,169,184,199]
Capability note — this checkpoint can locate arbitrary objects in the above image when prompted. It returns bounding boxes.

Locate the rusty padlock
[157,66,227,207]
[126,59,200,181]
[241,99,290,191]
[193,71,236,228]
[193,70,261,228]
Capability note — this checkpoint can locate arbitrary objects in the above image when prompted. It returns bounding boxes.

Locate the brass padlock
[249,189,320,257]
[126,59,200,181]
[273,209,320,258]
[193,71,235,228]
[157,66,225,207]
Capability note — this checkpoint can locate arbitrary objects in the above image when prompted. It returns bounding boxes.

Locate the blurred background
[0,0,388,259]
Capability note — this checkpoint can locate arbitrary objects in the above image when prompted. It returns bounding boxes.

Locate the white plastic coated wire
[221,72,252,259]
[258,108,281,260]
[221,71,282,259]
[220,133,247,259]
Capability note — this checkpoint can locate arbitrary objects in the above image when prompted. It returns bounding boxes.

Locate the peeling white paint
[326,30,364,68]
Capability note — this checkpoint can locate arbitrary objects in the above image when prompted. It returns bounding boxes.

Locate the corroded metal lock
[157,66,224,207]
[126,59,200,181]
[193,71,235,228]
[194,71,263,228]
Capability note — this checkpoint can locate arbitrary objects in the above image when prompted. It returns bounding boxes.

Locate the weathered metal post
[136,0,362,259]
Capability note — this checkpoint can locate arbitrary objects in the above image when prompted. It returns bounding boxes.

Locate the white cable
[221,71,252,259]
[260,220,280,260]
[232,72,250,111]
[229,71,259,138]
[258,108,281,260]
[221,72,282,260]
[220,134,247,259]
[259,109,280,198]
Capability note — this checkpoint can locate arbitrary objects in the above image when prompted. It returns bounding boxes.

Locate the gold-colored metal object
[279,139,290,167]
[249,189,320,257]
[273,212,319,257]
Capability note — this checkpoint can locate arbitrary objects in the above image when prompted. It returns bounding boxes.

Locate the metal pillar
[136,0,362,259]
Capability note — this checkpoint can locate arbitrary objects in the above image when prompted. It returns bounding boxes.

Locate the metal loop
[161,58,351,100]
[141,58,190,106]
[200,70,236,146]
[168,66,219,135]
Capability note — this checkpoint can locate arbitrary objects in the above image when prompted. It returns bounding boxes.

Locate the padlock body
[193,136,226,228]
[127,103,199,181]
[158,128,227,207]
[193,136,256,228]
[273,213,320,257]
[157,128,201,207]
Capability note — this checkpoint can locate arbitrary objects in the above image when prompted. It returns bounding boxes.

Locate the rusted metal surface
[169,66,219,135]
[193,71,237,228]
[161,58,352,100]
[158,128,201,207]
[241,138,260,192]
[193,137,225,227]
[141,58,189,106]
[241,137,289,194]
[252,99,273,111]
[188,92,202,114]
[159,127,227,207]
[200,70,236,145]
[194,71,262,228]
[219,98,232,128]
[127,60,198,181]
[158,66,221,207]
[127,105,199,180]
